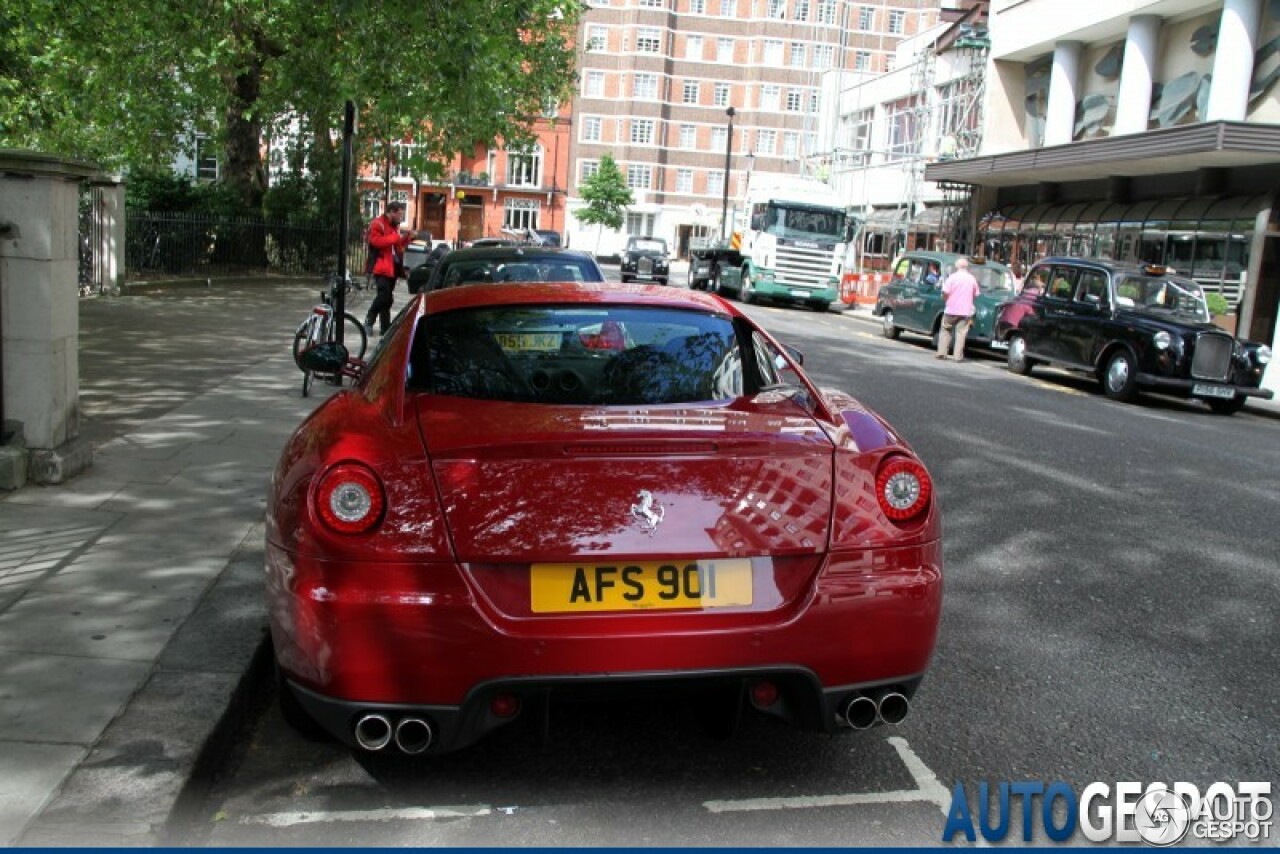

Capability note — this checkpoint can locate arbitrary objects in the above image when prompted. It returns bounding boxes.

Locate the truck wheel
[808,301,829,312]
[712,265,727,296]
[740,269,757,304]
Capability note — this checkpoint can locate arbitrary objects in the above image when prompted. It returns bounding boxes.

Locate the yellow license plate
[495,332,562,352]
[530,559,753,613]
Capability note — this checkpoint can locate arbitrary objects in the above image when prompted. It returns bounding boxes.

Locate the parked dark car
[402,231,435,272]
[620,236,670,285]
[994,257,1273,414]
[423,247,606,291]
[873,252,1014,352]
[407,242,452,294]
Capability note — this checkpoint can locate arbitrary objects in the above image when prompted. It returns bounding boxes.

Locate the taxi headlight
[1153,331,1172,351]
[1258,345,1272,365]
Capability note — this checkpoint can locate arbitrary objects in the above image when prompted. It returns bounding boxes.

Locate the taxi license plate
[494,332,562,353]
[790,289,809,297]
[1192,383,1235,399]
[990,339,1009,351]
[530,559,752,613]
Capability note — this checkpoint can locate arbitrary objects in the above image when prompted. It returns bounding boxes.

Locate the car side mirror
[781,344,804,366]
[298,341,349,374]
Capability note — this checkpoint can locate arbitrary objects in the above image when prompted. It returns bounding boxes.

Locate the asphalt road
[176,279,1280,846]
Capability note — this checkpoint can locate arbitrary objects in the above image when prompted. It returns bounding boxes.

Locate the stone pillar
[1114,16,1162,136]
[1206,0,1263,121]
[0,150,99,485]
[95,181,126,293]
[1044,41,1083,147]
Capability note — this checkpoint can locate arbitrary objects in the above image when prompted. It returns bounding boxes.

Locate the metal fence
[123,211,368,279]
[78,185,108,294]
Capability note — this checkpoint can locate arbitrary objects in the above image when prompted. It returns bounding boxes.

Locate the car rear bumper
[268,542,942,749]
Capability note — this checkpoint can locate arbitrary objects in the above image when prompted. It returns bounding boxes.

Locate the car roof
[899,250,1008,269]
[1032,256,1197,280]
[439,247,597,262]
[422,282,736,316]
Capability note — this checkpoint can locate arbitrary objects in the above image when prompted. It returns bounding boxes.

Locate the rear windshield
[409,306,744,405]
[436,257,604,288]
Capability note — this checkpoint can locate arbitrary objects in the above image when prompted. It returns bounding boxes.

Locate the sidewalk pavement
[0,281,335,845]
[1,278,1275,845]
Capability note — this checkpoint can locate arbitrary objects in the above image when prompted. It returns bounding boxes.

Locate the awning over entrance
[925,121,1280,188]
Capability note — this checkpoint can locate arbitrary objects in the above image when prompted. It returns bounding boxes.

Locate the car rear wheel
[1007,334,1035,375]
[1101,349,1139,402]
[880,309,900,339]
[1207,395,1247,415]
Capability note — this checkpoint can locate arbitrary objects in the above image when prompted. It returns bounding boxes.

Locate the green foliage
[575,154,633,232]
[1205,291,1230,317]
[2,0,580,212]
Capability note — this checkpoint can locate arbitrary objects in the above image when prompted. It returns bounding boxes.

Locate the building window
[636,28,661,52]
[767,0,785,18]
[760,84,781,111]
[638,0,664,6]
[858,5,873,29]
[719,0,736,16]
[763,39,783,64]
[838,108,873,166]
[804,132,817,156]
[785,89,803,112]
[816,0,835,24]
[706,170,724,195]
[755,129,776,155]
[579,160,600,184]
[588,26,608,51]
[503,198,541,231]
[717,38,735,62]
[626,212,656,236]
[391,143,419,179]
[633,72,659,99]
[813,44,833,68]
[711,126,728,151]
[679,124,697,148]
[689,0,705,11]
[888,9,905,34]
[631,119,655,145]
[885,96,922,162]
[676,169,694,192]
[585,71,606,97]
[686,34,703,59]
[793,0,808,19]
[682,81,700,104]
[789,43,805,67]
[582,116,603,142]
[361,191,382,221]
[854,51,871,71]
[626,164,653,189]
[713,82,731,107]
[506,144,542,187]
[389,189,410,205]
[783,131,799,157]
[194,136,219,181]
[809,91,820,113]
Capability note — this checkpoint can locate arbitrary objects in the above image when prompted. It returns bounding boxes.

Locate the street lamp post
[720,106,735,242]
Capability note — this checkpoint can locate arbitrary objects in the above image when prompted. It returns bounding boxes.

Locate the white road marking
[242,805,492,827]
[702,736,950,817]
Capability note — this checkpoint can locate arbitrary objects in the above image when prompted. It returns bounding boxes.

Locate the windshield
[628,239,666,253]
[1114,275,1210,322]
[761,204,845,241]
[434,256,605,288]
[409,306,744,405]
[965,264,1013,292]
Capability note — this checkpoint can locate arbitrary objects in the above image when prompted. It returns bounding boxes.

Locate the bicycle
[292,271,369,397]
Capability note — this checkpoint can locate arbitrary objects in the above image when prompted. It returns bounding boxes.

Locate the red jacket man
[364,202,412,335]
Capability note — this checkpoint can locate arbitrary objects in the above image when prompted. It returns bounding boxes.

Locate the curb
[120,274,318,293]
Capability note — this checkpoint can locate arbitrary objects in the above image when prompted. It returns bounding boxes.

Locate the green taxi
[872,251,1015,352]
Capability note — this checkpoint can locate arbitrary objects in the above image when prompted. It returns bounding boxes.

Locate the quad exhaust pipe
[842,691,911,729]
[353,714,435,754]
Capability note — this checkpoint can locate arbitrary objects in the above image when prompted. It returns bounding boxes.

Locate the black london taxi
[994,257,1273,414]
[620,236,670,285]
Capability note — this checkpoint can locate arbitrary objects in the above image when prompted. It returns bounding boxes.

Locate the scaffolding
[936,22,990,254]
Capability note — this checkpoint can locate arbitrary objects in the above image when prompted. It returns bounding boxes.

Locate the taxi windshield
[1114,275,1210,322]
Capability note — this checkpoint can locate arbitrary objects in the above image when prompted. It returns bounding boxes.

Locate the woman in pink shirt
[937,257,981,361]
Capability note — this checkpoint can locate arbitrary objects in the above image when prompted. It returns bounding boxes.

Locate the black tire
[657,277,668,286]
[1007,334,1034,375]
[1207,395,1247,415]
[880,309,900,339]
[276,663,334,742]
[620,274,632,284]
[340,312,368,359]
[292,327,310,371]
[808,301,830,312]
[712,265,727,296]
[740,268,757,304]
[1101,349,1139,402]
[931,324,942,354]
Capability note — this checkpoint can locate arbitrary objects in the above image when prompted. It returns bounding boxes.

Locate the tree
[0,0,580,212]
[574,154,633,254]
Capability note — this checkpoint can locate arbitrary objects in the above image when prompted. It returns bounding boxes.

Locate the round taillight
[314,463,385,535]
[875,456,932,523]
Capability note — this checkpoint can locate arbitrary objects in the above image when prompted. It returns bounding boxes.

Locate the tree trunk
[223,55,267,212]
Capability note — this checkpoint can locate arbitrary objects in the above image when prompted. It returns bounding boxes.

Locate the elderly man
[937,257,981,361]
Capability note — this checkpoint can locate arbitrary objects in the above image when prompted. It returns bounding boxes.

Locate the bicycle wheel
[340,313,368,359]
[292,323,314,371]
